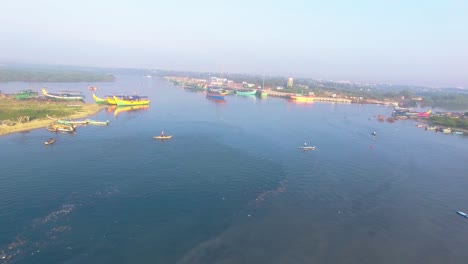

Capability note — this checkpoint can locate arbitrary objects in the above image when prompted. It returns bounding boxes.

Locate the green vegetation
[422,94,468,110]
[429,116,468,129]
[0,98,81,121]
[0,69,115,82]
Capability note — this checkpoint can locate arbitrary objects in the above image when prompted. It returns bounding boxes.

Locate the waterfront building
[287,77,294,88]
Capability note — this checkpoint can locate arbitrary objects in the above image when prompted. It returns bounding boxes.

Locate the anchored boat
[86,119,109,125]
[42,88,85,101]
[92,94,107,104]
[290,95,314,103]
[113,95,150,106]
[236,89,257,96]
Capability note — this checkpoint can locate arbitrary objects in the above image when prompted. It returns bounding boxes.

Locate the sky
[1,0,467,87]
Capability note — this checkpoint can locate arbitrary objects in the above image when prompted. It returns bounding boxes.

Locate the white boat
[456,211,468,218]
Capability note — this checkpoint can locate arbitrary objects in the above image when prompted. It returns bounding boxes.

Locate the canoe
[44,138,56,145]
[86,119,109,125]
[154,135,173,140]
[92,94,107,104]
[298,146,316,151]
[113,96,150,106]
[456,211,468,218]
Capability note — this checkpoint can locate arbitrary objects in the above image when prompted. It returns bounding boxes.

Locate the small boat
[113,95,150,106]
[206,91,227,99]
[372,131,377,136]
[453,131,464,135]
[425,126,437,131]
[298,146,316,151]
[88,86,97,91]
[456,211,468,218]
[154,135,173,140]
[42,88,85,101]
[44,138,56,145]
[86,119,109,125]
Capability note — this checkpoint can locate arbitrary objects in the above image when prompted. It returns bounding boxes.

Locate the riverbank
[0,98,105,136]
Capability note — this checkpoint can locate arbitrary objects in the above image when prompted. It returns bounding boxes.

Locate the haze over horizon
[1,0,467,88]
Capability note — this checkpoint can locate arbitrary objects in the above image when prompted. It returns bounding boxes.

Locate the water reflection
[206,97,226,105]
[111,105,150,117]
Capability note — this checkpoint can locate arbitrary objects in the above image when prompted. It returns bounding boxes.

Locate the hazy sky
[1,0,467,87]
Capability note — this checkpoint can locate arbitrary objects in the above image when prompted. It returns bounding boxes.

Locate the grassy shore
[0,97,105,136]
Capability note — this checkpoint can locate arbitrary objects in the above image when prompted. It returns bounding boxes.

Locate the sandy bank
[0,104,105,137]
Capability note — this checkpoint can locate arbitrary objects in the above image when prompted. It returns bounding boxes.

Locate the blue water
[1,76,468,263]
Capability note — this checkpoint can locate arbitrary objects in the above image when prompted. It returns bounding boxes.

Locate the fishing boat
[44,138,56,145]
[86,119,109,125]
[15,89,38,100]
[41,88,85,101]
[92,94,107,104]
[236,89,257,96]
[298,146,316,151]
[47,123,76,133]
[259,90,268,98]
[113,95,150,106]
[290,95,314,103]
[154,135,172,140]
[206,91,227,99]
[456,211,468,218]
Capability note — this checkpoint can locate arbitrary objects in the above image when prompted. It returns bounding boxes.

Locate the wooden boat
[298,146,316,151]
[154,135,173,140]
[46,115,88,125]
[86,119,109,125]
[41,88,85,101]
[92,94,107,104]
[113,95,150,106]
[290,95,314,103]
[206,91,227,99]
[236,89,257,96]
[44,138,56,145]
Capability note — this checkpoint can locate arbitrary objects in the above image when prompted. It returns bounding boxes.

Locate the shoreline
[0,104,105,137]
